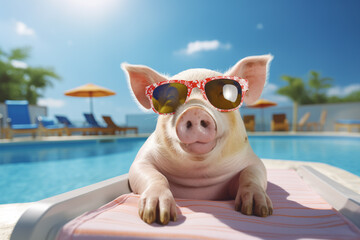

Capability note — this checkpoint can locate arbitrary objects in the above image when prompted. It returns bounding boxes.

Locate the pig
[121,54,273,225]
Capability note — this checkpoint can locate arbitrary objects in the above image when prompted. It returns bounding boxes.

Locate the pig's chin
[180,140,216,155]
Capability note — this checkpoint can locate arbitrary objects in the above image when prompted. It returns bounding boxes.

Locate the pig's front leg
[129,155,177,225]
[231,162,273,217]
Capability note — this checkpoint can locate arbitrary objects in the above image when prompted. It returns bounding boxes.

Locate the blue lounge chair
[83,113,115,135]
[55,115,76,128]
[335,119,360,132]
[5,100,38,139]
[83,113,103,128]
[55,115,99,136]
[37,116,65,136]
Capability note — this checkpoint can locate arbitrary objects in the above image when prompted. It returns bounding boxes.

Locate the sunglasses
[145,76,248,115]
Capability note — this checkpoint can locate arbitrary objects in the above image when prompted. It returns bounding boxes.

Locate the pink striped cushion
[58,170,360,240]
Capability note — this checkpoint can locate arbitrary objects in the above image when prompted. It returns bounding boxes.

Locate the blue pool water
[0,136,359,204]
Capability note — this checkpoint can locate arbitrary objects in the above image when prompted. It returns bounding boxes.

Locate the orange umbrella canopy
[247,99,277,108]
[246,99,277,131]
[65,83,116,114]
[64,83,115,97]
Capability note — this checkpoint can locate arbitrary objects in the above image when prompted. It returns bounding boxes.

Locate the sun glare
[55,0,121,20]
[71,0,112,12]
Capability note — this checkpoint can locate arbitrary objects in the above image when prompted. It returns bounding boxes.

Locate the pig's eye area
[205,79,242,110]
[152,83,188,114]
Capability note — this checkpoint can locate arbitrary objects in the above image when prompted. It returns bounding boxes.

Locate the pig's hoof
[235,185,273,217]
[138,188,177,225]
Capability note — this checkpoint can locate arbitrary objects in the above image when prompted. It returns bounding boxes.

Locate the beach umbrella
[65,83,116,114]
[247,99,277,131]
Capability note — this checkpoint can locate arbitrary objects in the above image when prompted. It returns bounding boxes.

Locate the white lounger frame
[11,167,360,240]
[11,174,131,240]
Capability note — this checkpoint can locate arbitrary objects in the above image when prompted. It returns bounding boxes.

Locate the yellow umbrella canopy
[65,83,116,114]
[247,99,277,131]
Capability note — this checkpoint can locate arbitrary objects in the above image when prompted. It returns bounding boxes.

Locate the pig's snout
[176,107,217,155]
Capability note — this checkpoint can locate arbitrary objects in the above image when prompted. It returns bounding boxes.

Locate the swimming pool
[0,135,359,204]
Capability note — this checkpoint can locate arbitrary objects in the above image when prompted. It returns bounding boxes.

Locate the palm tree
[0,48,27,102]
[308,71,332,103]
[277,75,309,131]
[0,47,60,104]
[24,67,60,104]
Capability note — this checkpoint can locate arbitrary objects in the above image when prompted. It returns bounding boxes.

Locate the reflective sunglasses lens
[205,79,242,110]
[152,83,187,114]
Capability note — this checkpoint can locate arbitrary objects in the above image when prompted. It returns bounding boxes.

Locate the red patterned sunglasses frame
[145,76,249,115]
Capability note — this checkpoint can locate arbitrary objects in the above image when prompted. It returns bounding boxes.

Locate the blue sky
[1,0,360,124]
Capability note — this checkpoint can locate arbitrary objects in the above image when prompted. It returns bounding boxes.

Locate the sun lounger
[37,116,65,136]
[5,100,39,139]
[83,113,116,135]
[307,110,327,131]
[102,115,138,135]
[243,115,255,132]
[335,119,360,132]
[271,113,289,131]
[10,167,360,240]
[297,112,310,131]
[55,115,99,136]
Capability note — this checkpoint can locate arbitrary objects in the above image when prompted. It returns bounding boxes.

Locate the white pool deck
[1,132,360,240]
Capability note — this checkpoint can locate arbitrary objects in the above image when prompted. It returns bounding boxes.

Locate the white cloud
[11,60,28,69]
[327,86,341,96]
[259,83,291,104]
[327,84,360,97]
[15,21,35,36]
[178,40,232,55]
[344,84,360,95]
[38,98,65,108]
[256,23,264,30]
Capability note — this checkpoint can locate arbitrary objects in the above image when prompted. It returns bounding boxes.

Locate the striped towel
[57,170,360,240]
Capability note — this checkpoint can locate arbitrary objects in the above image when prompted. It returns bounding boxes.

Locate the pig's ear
[121,63,168,109]
[225,54,273,105]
